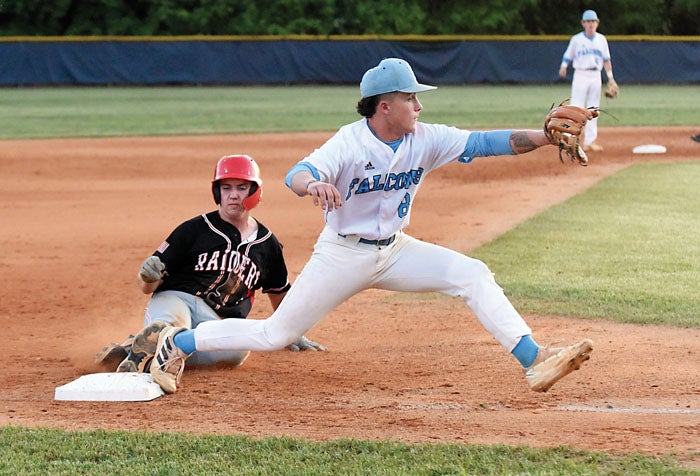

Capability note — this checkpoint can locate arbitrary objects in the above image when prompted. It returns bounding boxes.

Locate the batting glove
[287,335,327,352]
[139,256,166,283]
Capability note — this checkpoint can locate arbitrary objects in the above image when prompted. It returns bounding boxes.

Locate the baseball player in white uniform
[559,9,616,152]
[150,58,594,394]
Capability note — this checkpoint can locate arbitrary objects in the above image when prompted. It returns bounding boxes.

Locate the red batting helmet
[212,155,263,210]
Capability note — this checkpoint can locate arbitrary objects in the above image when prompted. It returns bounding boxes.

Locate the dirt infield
[2,127,699,466]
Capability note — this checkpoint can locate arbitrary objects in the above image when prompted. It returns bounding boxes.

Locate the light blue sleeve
[284,161,321,189]
[458,130,514,163]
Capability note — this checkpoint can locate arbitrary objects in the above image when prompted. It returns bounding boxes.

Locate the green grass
[0,84,697,139]
[472,161,700,327]
[0,86,358,139]
[1,427,694,475]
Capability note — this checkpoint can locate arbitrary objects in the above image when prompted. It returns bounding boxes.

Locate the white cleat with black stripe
[150,326,191,394]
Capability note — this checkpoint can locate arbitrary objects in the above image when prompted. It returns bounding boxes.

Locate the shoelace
[155,343,187,384]
[170,356,186,384]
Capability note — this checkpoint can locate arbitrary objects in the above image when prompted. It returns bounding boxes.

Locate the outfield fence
[1,35,699,86]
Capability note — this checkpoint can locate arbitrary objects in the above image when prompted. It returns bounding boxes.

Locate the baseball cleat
[525,339,593,392]
[116,321,167,373]
[94,339,131,366]
[150,326,191,394]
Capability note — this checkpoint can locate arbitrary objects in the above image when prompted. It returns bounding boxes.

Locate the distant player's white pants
[570,69,601,146]
[195,227,531,354]
[145,290,250,367]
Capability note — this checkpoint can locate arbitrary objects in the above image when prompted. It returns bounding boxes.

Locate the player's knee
[454,256,496,284]
[449,257,500,297]
[475,259,497,283]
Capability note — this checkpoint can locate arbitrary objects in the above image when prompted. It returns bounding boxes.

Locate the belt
[338,234,396,246]
[360,235,396,246]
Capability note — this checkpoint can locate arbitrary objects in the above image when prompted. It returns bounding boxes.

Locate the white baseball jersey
[302,119,471,240]
[561,32,611,71]
[194,120,532,360]
[561,31,611,145]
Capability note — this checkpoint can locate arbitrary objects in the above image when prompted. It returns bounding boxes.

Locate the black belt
[339,234,396,246]
[360,235,396,246]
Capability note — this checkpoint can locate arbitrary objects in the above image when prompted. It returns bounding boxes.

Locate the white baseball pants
[571,69,602,146]
[195,226,532,354]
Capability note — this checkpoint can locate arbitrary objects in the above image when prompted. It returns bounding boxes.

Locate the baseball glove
[544,99,599,166]
[604,79,619,99]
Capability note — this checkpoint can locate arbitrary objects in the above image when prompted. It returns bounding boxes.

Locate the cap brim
[398,84,437,94]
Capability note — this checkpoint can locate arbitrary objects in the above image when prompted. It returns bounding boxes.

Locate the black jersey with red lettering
[152,211,290,319]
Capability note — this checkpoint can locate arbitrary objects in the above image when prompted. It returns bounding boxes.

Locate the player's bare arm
[510,130,550,154]
[137,273,161,294]
[267,291,286,311]
[290,170,342,211]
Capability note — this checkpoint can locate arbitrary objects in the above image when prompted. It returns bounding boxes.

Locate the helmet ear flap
[242,182,262,210]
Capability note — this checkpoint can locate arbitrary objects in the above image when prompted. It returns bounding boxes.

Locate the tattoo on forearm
[511,131,537,154]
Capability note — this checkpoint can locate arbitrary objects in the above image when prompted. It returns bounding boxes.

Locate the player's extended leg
[373,233,593,392]
[194,229,379,353]
[372,233,530,351]
[144,290,250,367]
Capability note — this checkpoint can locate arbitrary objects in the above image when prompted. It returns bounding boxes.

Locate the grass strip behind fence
[1,84,698,139]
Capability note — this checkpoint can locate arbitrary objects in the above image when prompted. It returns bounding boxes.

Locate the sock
[173,329,196,354]
[512,335,539,368]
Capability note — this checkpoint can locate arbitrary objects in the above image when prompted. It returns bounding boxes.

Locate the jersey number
[398,193,410,218]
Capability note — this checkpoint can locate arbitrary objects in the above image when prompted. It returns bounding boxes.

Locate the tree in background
[0,0,697,36]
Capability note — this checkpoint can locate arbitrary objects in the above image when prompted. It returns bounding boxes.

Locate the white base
[632,144,667,154]
[54,372,164,401]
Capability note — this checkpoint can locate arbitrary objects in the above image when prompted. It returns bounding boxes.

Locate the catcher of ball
[544,99,599,166]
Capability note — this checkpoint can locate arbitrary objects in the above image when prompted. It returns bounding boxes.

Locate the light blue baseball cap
[582,10,599,21]
[360,58,437,99]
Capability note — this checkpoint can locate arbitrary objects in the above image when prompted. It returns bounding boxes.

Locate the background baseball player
[149,58,594,394]
[559,9,618,152]
[96,154,325,372]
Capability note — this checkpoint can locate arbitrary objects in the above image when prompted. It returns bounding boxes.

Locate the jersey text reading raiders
[153,211,290,318]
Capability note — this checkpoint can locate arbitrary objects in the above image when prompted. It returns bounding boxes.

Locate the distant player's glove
[139,255,165,283]
[544,98,599,166]
[287,335,327,352]
[604,79,619,99]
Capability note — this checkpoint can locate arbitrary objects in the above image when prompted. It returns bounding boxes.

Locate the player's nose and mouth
[409,96,422,128]
[413,96,422,120]
[221,185,246,210]
[227,190,245,207]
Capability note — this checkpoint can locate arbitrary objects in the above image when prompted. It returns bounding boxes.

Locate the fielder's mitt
[604,79,619,99]
[544,99,599,166]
